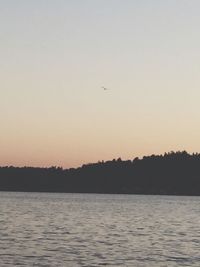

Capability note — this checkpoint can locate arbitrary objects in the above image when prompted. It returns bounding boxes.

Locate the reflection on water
[0,192,200,266]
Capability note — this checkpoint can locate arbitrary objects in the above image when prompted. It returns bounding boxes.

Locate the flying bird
[102,86,109,90]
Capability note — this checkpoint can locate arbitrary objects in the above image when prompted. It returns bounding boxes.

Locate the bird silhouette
[102,86,109,90]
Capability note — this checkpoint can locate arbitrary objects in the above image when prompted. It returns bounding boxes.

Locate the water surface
[0,192,200,266]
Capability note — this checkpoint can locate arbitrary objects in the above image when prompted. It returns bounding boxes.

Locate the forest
[0,151,200,196]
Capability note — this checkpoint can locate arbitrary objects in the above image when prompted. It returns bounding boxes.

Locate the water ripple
[0,192,200,266]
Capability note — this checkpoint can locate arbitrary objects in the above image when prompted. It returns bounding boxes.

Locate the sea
[0,192,200,266]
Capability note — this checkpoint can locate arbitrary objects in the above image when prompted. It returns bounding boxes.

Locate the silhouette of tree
[0,151,200,195]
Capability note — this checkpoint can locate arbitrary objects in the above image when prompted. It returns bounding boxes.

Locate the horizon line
[0,150,199,170]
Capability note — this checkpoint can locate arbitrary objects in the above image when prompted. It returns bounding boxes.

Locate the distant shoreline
[0,190,200,197]
[1,151,200,196]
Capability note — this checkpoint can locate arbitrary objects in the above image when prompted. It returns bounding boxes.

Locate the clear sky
[1,0,200,168]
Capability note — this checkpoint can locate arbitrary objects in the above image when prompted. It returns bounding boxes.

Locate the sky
[1,0,200,168]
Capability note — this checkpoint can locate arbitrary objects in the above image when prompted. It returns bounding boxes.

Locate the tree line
[0,151,200,195]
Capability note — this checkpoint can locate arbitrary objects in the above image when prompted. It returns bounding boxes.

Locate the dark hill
[1,151,200,196]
